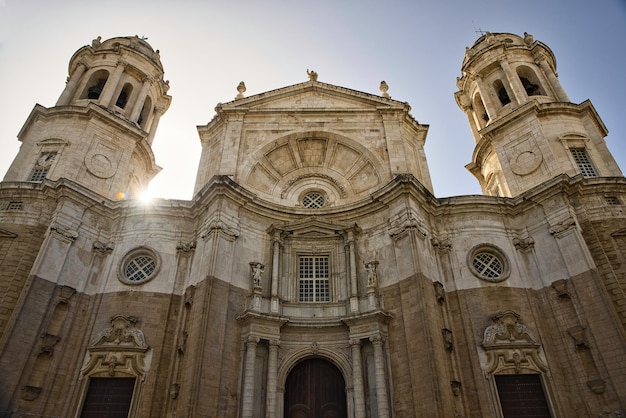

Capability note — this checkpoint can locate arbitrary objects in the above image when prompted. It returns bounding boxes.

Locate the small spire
[235,81,246,99]
[307,69,318,81]
[379,81,390,98]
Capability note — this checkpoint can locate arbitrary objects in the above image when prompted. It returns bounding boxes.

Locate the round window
[302,191,325,209]
[118,247,160,285]
[467,244,510,282]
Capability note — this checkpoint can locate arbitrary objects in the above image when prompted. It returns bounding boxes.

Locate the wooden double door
[284,358,347,418]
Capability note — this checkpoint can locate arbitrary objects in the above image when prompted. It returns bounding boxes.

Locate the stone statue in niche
[365,261,379,288]
[250,262,264,291]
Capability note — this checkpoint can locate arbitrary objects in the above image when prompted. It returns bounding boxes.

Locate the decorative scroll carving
[201,214,240,241]
[184,285,195,309]
[39,333,61,357]
[81,315,150,380]
[280,173,347,198]
[434,281,445,304]
[481,310,546,375]
[21,386,42,401]
[50,223,78,242]
[442,328,454,351]
[176,240,196,254]
[512,235,534,251]
[548,217,577,238]
[92,240,114,254]
[567,325,589,350]
[551,279,570,298]
[389,210,427,240]
[90,315,148,349]
[431,237,452,252]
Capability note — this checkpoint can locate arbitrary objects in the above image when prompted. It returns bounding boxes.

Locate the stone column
[370,335,390,418]
[129,76,153,121]
[348,231,358,312]
[473,75,499,120]
[537,57,570,102]
[56,61,87,106]
[265,340,280,418]
[499,57,525,105]
[146,105,165,145]
[271,232,281,313]
[350,339,366,417]
[99,61,126,107]
[242,336,259,418]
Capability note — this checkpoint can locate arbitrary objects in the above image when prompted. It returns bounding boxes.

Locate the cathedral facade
[0,32,625,418]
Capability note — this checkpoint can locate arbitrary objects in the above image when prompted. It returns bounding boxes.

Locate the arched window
[493,79,511,106]
[81,70,109,100]
[138,96,152,128]
[473,92,489,128]
[517,65,545,96]
[115,83,133,109]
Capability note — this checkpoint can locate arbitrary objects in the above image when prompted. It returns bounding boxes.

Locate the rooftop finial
[307,69,318,81]
[379,81,390,98]
[235,81,246,99]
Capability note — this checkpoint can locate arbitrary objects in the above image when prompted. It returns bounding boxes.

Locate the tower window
[570,148,597,178]
[81,377,136,418]
[115,83,133,109]
[28,152,57,182]
[494,80,510,105]
[299,255,330,302]
[81,70,110,100]
[516,66,545,97]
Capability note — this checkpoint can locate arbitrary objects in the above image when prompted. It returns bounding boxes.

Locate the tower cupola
[455,32,622,197]
[3,36,172,200]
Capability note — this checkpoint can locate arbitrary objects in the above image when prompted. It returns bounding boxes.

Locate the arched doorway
[284,358,347,418]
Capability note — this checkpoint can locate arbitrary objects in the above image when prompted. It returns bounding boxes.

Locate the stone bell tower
[3,35,171,200]
[455,32,622,197]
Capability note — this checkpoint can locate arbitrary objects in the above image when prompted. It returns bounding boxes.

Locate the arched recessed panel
[297,138,327,166]
[328,143,362,175]
[248,164,280,192]
[284,358,346,418]
[266,144,298,175]
[349,161,380,194]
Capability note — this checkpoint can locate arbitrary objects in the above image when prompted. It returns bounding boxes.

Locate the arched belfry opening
[284,358,347,418]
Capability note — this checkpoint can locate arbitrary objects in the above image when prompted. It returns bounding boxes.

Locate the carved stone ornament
[92,240,114,254]
[81,315,150,380]
[365,261,379,288]
[512,234,535,251]
[21,385,42,401]
[434,281,445,304]
[389,209,427,241]
[176,240,197,254]
[481,310,547,375]
[250,262,264,292]
[548,217,577,238]
[50,223,78,242]
[201,214,240,241]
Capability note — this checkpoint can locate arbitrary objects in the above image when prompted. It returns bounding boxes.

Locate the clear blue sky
[1,0,624,199]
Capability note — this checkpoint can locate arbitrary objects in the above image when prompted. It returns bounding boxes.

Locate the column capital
[246,336,260,346]
[349,338,362,347]
[369,334,385,345]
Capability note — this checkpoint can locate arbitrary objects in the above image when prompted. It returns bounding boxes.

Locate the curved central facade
[0,33,625,418]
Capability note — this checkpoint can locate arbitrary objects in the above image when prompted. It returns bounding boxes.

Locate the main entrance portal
[284,358,347,418]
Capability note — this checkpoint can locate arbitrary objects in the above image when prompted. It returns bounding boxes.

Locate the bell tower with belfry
[2,35,171,200]
[455,32,622,197]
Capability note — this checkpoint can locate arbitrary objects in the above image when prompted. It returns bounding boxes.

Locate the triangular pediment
[268,216,359,238]
[0,228,18,239]
[221,81,407,112]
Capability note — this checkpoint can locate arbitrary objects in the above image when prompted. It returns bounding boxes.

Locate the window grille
[7,202,23,210]
[570,148,597,178]
[29,168,49,182]
[125,255,157,283]
[473,252,503,279]
[299,256,330,302]
[302,192,325,209]
[605,196,620,205]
